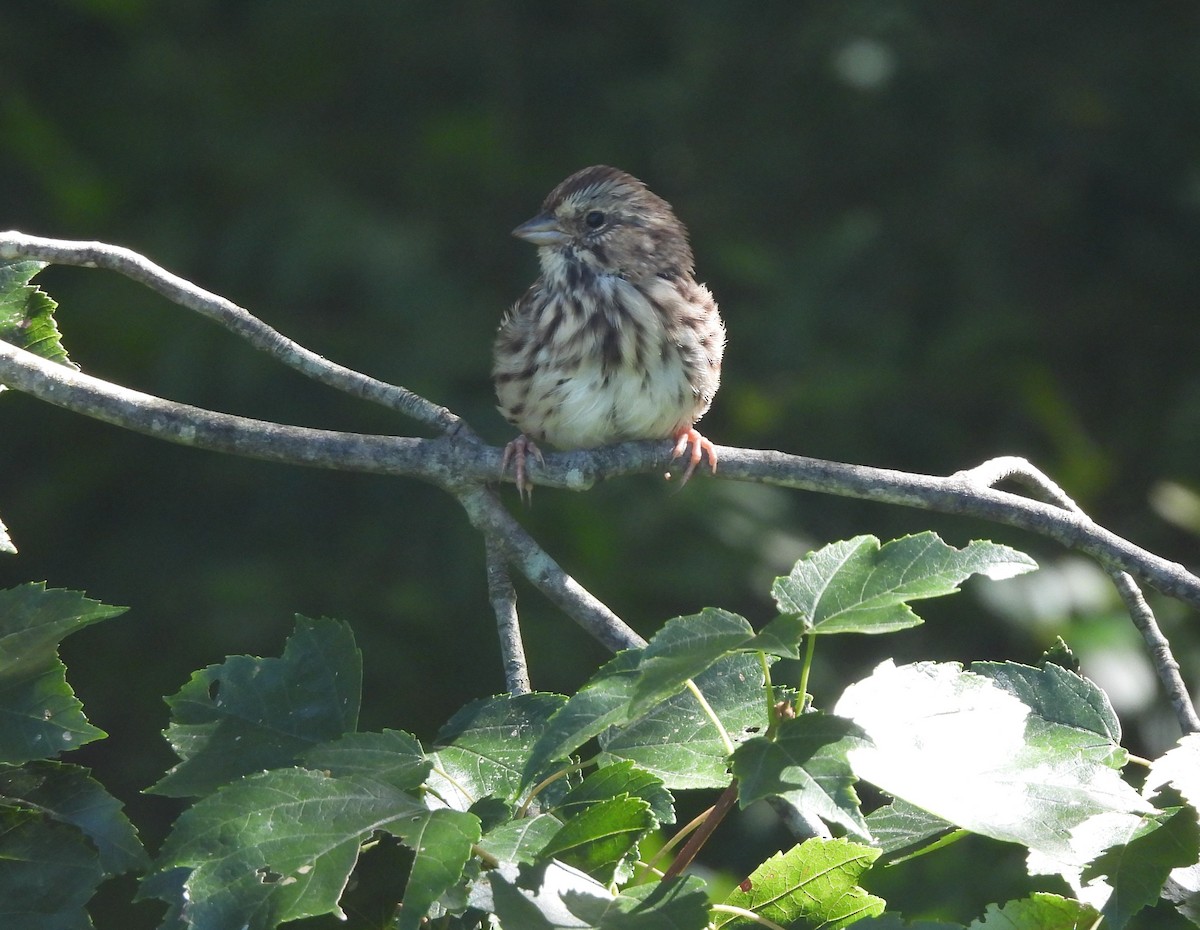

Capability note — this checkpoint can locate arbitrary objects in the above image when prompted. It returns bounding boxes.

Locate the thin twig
[457,487,646,652]
[484,537,530,695]
[661,781,739,881]
[956,457,1200,734]
[1111,573,1200,733]
[0,231,466,436]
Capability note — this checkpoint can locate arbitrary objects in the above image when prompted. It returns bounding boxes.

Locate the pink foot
[500,434,544,502]
[669,427,717,487]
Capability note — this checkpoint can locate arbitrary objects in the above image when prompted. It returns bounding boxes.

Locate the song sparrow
[493,165,725,497]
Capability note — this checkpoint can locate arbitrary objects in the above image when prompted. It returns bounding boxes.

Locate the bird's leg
[669,427,718,487]
[500,434,545,503]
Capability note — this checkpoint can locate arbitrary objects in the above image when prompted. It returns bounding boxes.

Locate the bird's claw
[669,427,718,487]
[501,435,544,503]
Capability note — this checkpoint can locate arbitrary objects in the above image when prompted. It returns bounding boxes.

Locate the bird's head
[514,165,694,282]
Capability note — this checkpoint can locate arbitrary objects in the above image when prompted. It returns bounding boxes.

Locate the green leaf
[1147,740,1200,926]
[483,860,613,929]
[428,692,567,809]
[732,712,872,840]
[0,808,104,930]
[0,761,148,873]
[1163,861,1200,924]
[484,863,709,930]
[574,874,710,928]
[148,767,446,929]
[765,533,1037,640]
[386,807,481,930]
[749,612,812,659]
[600,653,768,790]
[716,837,885,929]
[542,795,654,883]
[855,914,964,929]
[0,583,124,763]
[0,260,76,371]
[834,661,1151,874]
[973,661,1124,767]
[865,798,956,858]
[303,728,430,791]
[558,760,675,826]
[630,608,755,715]
[522,652,643,786]
[1082,789,1200,930]
[1146,733,1200,812]
[478,813,561,863]
[967,893,1100,928]
[150,616,361,797]
[1039,637,1081,673]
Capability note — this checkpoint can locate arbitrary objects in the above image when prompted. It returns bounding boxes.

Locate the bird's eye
[584,210,606,229]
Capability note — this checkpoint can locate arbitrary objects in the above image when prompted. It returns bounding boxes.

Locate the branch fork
[1,231,1196,733]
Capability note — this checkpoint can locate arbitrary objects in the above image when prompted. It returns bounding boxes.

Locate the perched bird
[493,165,725,497]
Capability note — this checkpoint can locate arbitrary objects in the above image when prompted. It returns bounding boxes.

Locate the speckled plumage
[493,166,724,493]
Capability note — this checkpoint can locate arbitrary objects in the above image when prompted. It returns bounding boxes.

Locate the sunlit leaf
[855,914,963,929]
[763,534,1037,645]
[0,514,14,556]
[483,862,708,930]
[835,661,1150,876]
[0,261,76,370]
[1146,733,1200,812]
[482,860,610,929]
[967,892,1100,928]
[716,837,885,929]
[1082,790,1200,930]
[571,874,710,928]
[973,661,1124,767]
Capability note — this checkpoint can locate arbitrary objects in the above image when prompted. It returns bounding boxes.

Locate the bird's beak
[513,213,570,247]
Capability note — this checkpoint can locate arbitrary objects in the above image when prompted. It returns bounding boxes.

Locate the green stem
[709,904,789,930]
[517,756,592,818]
[686,678,736,756]
[758,650,779,735]
[796,635,817,712]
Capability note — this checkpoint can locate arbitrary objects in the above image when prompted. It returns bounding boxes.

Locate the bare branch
[709,447,1200,611]
[485,538,530,695]
[0,231,466,436]
[1112,572,1200,734]
[2,338,1198,621]
[955,457,1200,734]
[0,338,643,649]
[3,230,1199,735]
[457,487,646,652]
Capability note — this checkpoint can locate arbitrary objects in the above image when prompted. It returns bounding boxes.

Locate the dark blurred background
[2,2,1199,926]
